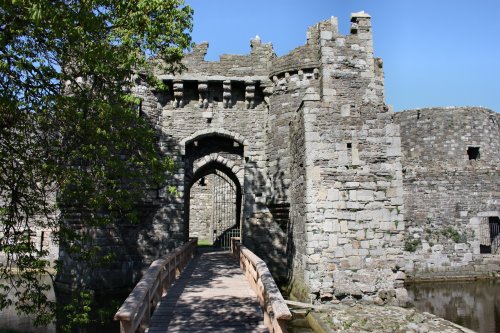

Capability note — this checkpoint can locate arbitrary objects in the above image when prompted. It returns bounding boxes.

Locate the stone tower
[280,13,406,303]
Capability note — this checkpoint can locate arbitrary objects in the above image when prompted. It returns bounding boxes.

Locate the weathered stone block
[340,220,349,233]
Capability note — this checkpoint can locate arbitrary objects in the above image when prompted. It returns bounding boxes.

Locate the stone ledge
[317,304,475,333]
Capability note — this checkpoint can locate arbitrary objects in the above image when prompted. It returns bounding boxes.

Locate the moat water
[0,276,56,333]
[0,276,120,333]
[408,279,500,333]
[1,279,499,332]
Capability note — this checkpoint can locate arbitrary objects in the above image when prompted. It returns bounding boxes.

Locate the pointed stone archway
[182,132,246,245]
[188,162,242,247]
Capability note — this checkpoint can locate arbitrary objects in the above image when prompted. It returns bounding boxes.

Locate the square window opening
[467,147,480,160]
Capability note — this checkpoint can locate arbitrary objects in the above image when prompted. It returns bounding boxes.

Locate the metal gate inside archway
[189,170,240,249]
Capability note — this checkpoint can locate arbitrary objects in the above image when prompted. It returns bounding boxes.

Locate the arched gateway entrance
[182,131,246,248]
[188,166,241,247]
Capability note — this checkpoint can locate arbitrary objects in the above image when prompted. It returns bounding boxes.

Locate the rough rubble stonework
[47,13,499,302]
[319,304,476,333]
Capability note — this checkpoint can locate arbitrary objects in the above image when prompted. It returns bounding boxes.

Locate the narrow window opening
[417,111,420,120]
[347,143,352,149]
[467,147,480,160]
[199,177,206,186]
[40,231,45,252]
[207,118,212,124]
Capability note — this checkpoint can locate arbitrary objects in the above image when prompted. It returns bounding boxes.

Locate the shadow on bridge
[148,247,267,333]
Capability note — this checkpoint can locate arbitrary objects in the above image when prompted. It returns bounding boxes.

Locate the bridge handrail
[114,238,197,333]
[231,237,292,333]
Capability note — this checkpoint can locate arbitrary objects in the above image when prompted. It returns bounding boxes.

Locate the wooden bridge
[114,238,291,333]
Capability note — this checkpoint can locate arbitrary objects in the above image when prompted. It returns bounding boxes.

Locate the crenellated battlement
[151,13,382,117]
[177,37,274,78]
[350,11,372,34]
[156,13,377,87]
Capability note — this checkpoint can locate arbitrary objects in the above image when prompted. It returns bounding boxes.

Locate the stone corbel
[313,68,320,79]
[261,81,274,107]
[173,80,183,108]
[223,80,232,108]
[198,80,208,108]
[245,81,255,109]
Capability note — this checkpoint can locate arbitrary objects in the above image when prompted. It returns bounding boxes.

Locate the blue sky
[184,0,500,112]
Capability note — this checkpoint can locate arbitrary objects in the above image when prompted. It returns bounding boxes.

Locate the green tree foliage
[0,0,192,329]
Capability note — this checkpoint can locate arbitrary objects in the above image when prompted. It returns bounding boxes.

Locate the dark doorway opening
[183,133,244,250]
[189,170,240,249]
[480,216,500,254]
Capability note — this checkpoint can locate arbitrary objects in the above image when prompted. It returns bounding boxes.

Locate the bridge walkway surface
[147,248,268,333]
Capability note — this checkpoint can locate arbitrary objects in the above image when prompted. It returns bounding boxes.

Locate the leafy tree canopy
[0,0,192,329]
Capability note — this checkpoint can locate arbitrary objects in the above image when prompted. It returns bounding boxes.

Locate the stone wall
[288,96,309,294]
[263,32,323,283]
[0,228,59,269]
[266,75,305,204]
[394,107,500,280]
[189,174,214,242]
[266,40,322,203]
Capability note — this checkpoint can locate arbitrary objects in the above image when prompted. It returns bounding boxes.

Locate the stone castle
[47,13,500,304]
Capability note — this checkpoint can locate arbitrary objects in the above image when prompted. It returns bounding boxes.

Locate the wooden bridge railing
[231,237,292,333]
[114,238,198,333]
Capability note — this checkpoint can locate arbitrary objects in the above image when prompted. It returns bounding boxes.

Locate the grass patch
[404,239,421,252]
[441,227,467,243]
[197,239,213,247]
